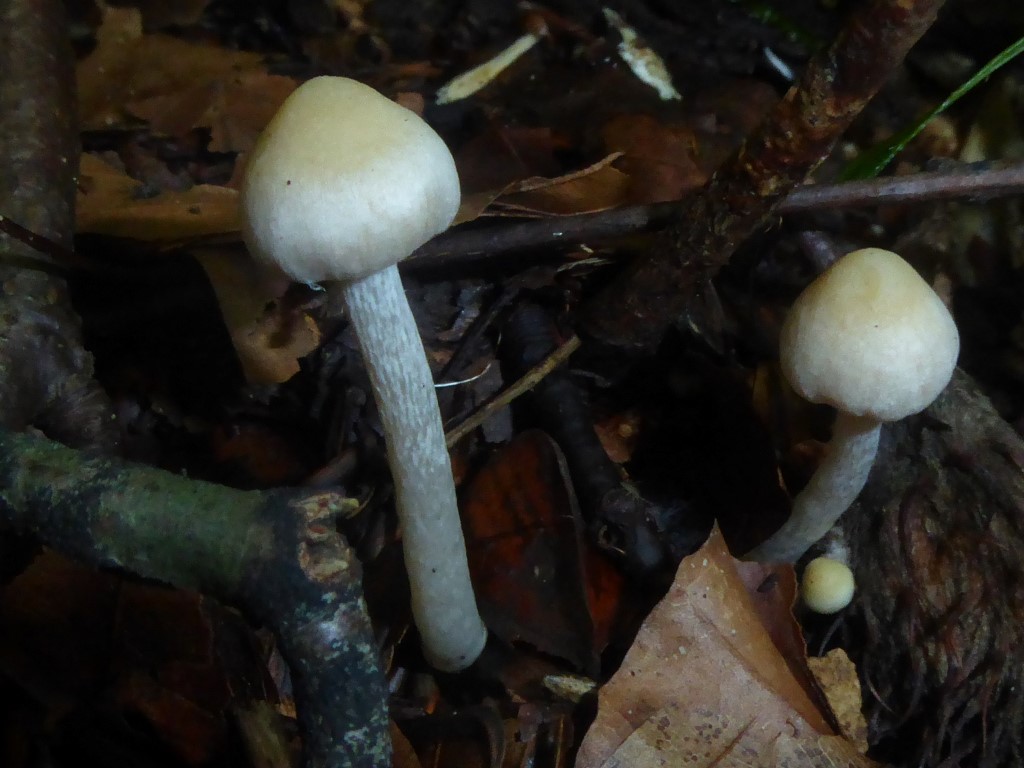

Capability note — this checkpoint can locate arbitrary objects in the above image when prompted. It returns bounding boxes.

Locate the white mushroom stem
[744,411,881,563]
[342,266,487,671]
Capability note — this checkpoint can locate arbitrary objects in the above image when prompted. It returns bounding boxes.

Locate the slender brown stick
[444,334,581,447]
[579,0,948,350]
[780,161,1024,212]
[406,161,1024,272]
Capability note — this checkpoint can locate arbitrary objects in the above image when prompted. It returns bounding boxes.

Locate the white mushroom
[745,248,959,563]
[241,76,487,671]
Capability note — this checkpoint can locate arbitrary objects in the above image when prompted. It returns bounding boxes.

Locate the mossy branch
[0,426,391,768]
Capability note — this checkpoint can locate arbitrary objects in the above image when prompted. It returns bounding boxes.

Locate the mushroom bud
[240,76,487,671]
[801,556,855,614]
[745,248,959,563]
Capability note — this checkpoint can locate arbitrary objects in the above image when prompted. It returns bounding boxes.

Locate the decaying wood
[844,370,1024,767]
[580,0,947,351]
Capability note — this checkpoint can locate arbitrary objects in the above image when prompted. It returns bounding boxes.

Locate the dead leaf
[808,649,870,754]
[391,720,424,768]
[77,4,290,152]
[596,703,877,767]
[577,527,876,768]
[194,248,320,384]
[735,559,837,724]
[455,125,567,196]
[496,154,631,215]
[129,71,298,153]
[601,114,706,204]
[114,671,224,765]
[455,154,631,225]
[461,430,624,672]
[76,153,240,241]
[76,5,146,130]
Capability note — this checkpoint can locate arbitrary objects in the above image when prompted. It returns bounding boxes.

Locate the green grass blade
[840,34,1024,181]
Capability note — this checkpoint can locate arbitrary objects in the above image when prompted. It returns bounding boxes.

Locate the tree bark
[843,370,1024,767]
[0,0,118,450]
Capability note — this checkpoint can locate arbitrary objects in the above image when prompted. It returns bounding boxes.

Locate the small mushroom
[745,248,959,563]
[241,76,487,671]
[800,556,855,614]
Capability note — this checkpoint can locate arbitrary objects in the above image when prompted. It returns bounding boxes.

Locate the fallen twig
[407,161,1024,272]
[444,333,580,448]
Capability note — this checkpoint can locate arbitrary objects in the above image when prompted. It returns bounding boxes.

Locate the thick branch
[0,0,117,448]
[579,0,947,350]
[0,427,391,768]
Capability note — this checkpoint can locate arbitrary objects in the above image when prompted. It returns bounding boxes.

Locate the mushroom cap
[241,76,461,283]
[780,248,959,422]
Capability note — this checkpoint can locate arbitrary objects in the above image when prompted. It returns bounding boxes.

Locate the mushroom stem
[342,266,488,671]
[744,411,881,563]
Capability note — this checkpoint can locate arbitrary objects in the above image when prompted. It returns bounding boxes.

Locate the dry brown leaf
[76,153,240,241]
[577,527,877,768]
[195,248,320,384]
[596,703,877,768]
[808,649,870,754]
[77,4,291,151]
[455,154,630,225]
[129,71,298,154]
[461,431,611,673]
[497,154,630,215]
[735,559,836,721]
[77,5,146,129]
[601,114,706,204]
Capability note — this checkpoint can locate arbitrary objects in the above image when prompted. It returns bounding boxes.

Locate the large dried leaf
[601,114,706,204]
[76,153,240,241]
[808,649,870,753]
[129,71,298,153]
[77,5,295,152]
[577,528,878,768]
[195,248,320,384]
[456,154,631,225]
[461,430,623,672]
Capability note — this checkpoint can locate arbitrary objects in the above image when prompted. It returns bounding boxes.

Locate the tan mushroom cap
[780,248,959,422]
[241,76,461,283]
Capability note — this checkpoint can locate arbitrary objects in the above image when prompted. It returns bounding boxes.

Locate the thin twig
[407,161,1024,272]
[444,334,581,447]
[781,161,1024,212]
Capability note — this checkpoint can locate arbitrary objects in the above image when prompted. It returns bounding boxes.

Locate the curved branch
[0,426,391,768]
